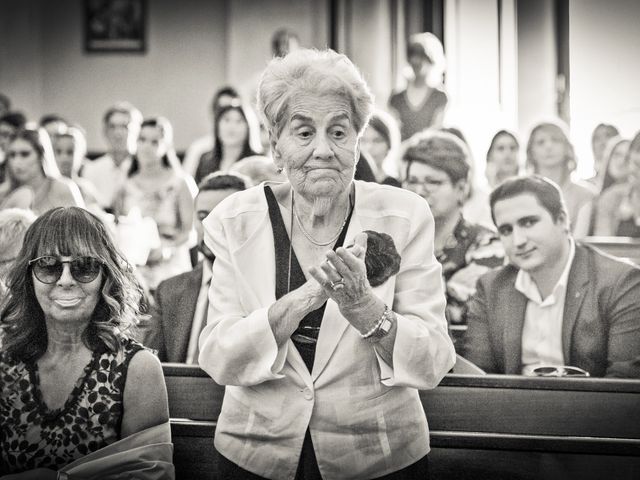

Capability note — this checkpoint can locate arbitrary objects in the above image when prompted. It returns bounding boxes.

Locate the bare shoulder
[121,348,168,437]
[127,348,164,381]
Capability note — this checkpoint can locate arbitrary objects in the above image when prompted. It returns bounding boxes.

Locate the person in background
[0,208,36,300]
[200,48,454,479]
[0,207,172,478]
[0,112,28,183]
[52,125,103,212]
[0,128,84,214]
[485,130,521,188]
[463,175,640,378]
[0,93,11,116]
[271,27,301,58]
[182,86,242,178]
[525,120,597,237]
[114,116,196,290]
[594,130,640,237]
[38,114,68,141]
[229,155,285,185]
[193,101,261,184]
[402,130,504,345]
[589,123,619,187]
[360,109,402,186]
[82,101,142,212]
[388,32,448,141]
[142,172,248,363]
[598,136,630,193]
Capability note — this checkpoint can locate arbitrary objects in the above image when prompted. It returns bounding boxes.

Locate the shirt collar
[202,258,213,286]
[515,238,575,305]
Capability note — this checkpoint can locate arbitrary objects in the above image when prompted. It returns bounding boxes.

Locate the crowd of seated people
[1,40,640,477]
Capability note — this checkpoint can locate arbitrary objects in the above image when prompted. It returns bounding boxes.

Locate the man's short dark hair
[489,175,568,225]
[197,172,248,194]
[0,111,27,130]
[102,101,142,126]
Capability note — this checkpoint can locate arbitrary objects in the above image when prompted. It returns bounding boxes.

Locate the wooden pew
[583,236,640,265]
[163,365,640,479]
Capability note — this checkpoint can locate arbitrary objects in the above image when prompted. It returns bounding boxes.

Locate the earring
[276,167,283,174]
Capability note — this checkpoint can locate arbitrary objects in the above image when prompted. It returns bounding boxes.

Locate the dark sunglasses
[28,256,103,284]
[532,365,590,377]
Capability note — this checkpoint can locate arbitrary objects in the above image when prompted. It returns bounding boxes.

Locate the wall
[444,0,518,173]
[2,0,224,151]
[0,0,45,119]
[226,0,329,107]
[569,0,640,176]
[516,0,558,139]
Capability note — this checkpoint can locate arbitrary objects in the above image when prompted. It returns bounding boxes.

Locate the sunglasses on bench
[532,365,590,377]
[28,256,103,284]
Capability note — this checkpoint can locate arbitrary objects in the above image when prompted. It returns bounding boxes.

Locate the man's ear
[557,211,570,233]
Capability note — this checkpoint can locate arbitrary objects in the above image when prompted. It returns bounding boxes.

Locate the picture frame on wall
[85,0,146,53]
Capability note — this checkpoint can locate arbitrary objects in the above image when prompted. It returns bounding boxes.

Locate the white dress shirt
[516,239,576,375]
[185,259,212,364]
[81,154,132,209]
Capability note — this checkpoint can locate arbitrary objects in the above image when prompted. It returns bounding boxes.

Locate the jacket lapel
[229,206,312,386]
[501,274,527,374]
[168,266,202,362]
[562,244,589,362]
[311,190,363,382]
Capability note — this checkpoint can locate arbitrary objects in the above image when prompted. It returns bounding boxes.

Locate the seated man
[463,175,640,378]
[402,130,504,344]
[142,173,248,363]
[82,101,142,212]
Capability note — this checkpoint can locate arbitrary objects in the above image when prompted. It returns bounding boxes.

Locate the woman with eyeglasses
[0,207,173,479]
[0,128,84,214]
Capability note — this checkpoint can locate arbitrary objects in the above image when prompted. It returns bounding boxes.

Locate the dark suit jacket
[141,263,203,363]
[463,243,640,378]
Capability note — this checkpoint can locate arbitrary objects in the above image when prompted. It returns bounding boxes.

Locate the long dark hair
[128,116,182,176]
[0,207,145,363]
[212,103,257,165]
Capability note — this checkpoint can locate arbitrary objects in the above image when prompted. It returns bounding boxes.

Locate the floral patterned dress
[436,216,505,345]
[0,338,143,474]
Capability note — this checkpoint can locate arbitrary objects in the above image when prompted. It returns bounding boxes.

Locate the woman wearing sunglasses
[0,207,173,479]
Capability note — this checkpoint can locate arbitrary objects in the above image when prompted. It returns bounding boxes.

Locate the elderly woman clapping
[198,49,455,479]
[0,207,172,479]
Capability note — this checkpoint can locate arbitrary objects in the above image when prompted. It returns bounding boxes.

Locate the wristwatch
[364,306,395,342]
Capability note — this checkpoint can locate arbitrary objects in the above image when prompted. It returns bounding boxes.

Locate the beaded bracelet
[360,304,392,339]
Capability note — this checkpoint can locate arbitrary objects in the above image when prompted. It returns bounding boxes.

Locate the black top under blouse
[264,185,353,372]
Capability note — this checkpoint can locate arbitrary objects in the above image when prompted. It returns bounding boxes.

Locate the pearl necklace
[291,190,352,247]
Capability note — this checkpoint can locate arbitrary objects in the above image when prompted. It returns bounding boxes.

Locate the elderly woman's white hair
[257,48,375,140]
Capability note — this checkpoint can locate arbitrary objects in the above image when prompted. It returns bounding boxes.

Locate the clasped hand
[308,232,379,332]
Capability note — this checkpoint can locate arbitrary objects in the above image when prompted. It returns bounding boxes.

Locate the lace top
[0,338,143,474]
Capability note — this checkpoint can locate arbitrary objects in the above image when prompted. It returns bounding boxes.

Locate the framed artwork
[84,0,146,53]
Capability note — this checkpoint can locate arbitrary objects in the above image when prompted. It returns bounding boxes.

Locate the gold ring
[330,279,345,290]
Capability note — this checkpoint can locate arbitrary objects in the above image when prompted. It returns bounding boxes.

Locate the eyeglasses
[28,256,103,284]
[532,365,590,377]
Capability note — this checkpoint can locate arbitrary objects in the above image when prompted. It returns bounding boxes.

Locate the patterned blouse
[0,338,143,474]
[437,216,505,332]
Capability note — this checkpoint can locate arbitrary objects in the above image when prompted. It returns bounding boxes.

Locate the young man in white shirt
[81,101,142,212]
[463,175,640,378]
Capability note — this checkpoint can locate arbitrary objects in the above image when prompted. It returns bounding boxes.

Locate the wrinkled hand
[308,233,378,330]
